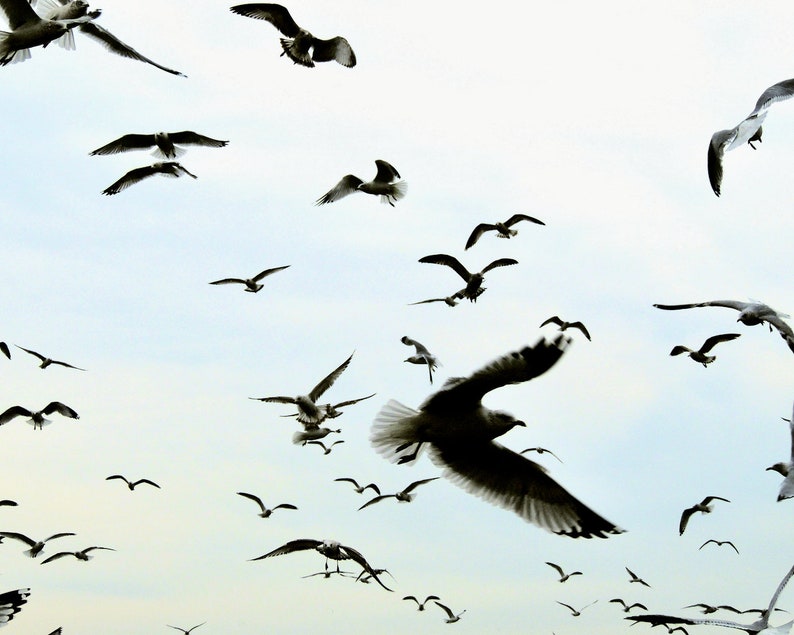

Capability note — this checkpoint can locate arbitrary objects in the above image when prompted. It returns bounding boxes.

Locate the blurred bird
[167,623,206,635]
[668,333,741,367]
[371,335,624,538]
[610,598,648,613]
[767,405,794,502]
[401,336,439,384]
[316,160,405,206]
[230,3,355,68]
[333,477,380,496]
[434,601,466,623]
[14,345,85,370]
[105,475,160,491]
[236,492,297,518]
[0,343,9,359]
[280,394,375,422]
[409,292,463,307]
[101,162,197,195]
[685,603,738,614]
[358,477,439,510]
[90,131,227,159]
[708,78,794,196]
[209,265,290,293]
[557,600,597,616]
[540,316,592,341]
[307,439,344,455]
[0,401,79,430]
[626,567,651,587]
[0,531,75,558]
[464,213,545,249]
[679,496,730,535]
[545,561,582,582]
[0,588,30,627]
[699,539,740,554]
[0,500,17,507]
[403,595,440,611]
[418,254,518,303]
[520,447,563,462]
[41,546,115,564]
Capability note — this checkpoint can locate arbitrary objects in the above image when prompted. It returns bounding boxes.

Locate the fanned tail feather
[380,180,407,205]
[152,146,186,160]
[370,399,421,462]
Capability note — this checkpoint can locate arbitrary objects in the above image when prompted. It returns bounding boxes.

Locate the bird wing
[418,254,472,282]
[88,134,157,155]
[41,552,73,564]
[43,532,76,543]
[42,402,78,419]
[102,164,163,195]
[0,406,33,425]
[707,128,734,197]
[249,538,321,560]
[546,562,565,576]
[401,336,430,355]
[0,342,9,359]
[654,300,750,312]
[540,316,564,329]
[311,36,356,67]
[83,546,114,553]
[209,278,247,285]
[106,475,130,484]
[251,395,297,404]
[133,479,160,489]
[14,345,46,362]
[480,258,519,274]
[237,491,266,513]
[464,224,497,250]
[272,503,297,511]
[0,0,41,29]
[403,477,440,493]
[331,393,376,409]
[77,22,186,76]
[50,360,86,370]
[505,213,545,227]
[0,588,30,626]
[358,494,393,510]
[699,333,742,353]
[749,79,794,117]
[427,440,623,538]
[435,602,456,618]
[229,3,301,36]
[703,496,730,504]
[0,532,35,547]
[308,352,354,402]
[334,477,359,487]
[252,265,290,282]
[315,175,363,205]
[762,563,794,624]
[679,507,696,534]
[167,131,228,148]
[669,345,693,357]
[372,159,400,183]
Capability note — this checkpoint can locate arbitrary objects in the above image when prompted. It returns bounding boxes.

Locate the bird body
[767,405,794,502]
[316,160,405,206]
[669,333,741,366]
[209,265,290,292]
[101,162,197,195]
[465,213,545,249]
[0,401,79,430]
[90,131,227,159]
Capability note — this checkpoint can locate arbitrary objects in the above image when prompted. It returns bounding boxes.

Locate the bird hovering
[105,475,160,491]
[0,401,79,430]
[14,345,85,370]
[403,595,440,611]
[41,546,115,564]
[668,333,741,367]
[418,254,518,303]
[370,335,624,538]
[230,3,355,68]
[209,265,290,293]
[333,477,380,496]
[708,78,794,196]
[699,539,740,554]
[540,316,592,341]
[545,561,582,583]
[464,213,545,249]
[434,601,466,623]
[167,623,206,635]
[0,531,75,558]
[767,405,794,502]
[679,496,731,535]
[316,160,405,206]
[0,588,30,627]
[557,600,597,617]
[626,567,651,587]
[101,162,197,195]
[236,491,297,518]
[358,477,439,510]
[401,336,440,384]
[90,131,227,159]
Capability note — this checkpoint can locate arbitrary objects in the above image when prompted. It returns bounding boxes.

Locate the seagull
[408,292,463,307]
[418,254,518,303]
[209,265,290,293]
[101,162,197,196]
[434,601,466,623]
[105,475,160,491]
[0,588,30,627]
[545,561,582,582]
[370,335,624,538]
[679,496,730,535]
[699,539,740,555]
[230,3,355,68]
[708,78,794,196]
[610,598,648,613]
[520,447,563,462]
[167,623,206,635]
[249,538,392,591]
[654,301,794,355]
[90,131,227,159]
[464,213,545,250]
[540,316,592,341]
[0,531,75,558]
[629,562,794,634]
[557,600,597,617]
[685,604,743,615]
[236,491,297,518]
[14,345,85,370]
[316,160,406,206]
[626,567,651,587]
[401,336,440,384]
[333,477,380,495]
[767,405,794,502]
[0,401,79,430]
[403,595,441,611]
[41,546,115,564]
[0,342,9,359]
[291,426,340,445]
[302,568,355,580]
[358,477,439,510]
[306,439,345,455]
[310,394,376,420]
[669,333,742,367]
[355,568,393,585]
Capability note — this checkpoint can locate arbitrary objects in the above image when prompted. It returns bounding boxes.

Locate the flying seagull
[316,160,405,206]
[465,213,545,250]
[699,539,740,554]
[540,316,592,341]
[408,292,463,307]
[626,567,651,587]
[0,531,75,558]
[545,561,582,582]
[333,477,380,496]
[679,496,731,535]
[403,595,441,611]
[0,588,30,627]
[685,604,742,615]
[101,162,197,195]
[669,333,742,367]
[708,78,794,196]
[370,335,624,538]
[41,546,115,564]
[557,600,597,617]
[434,601,466,623]
[520,447,563,462]
[0,401,79,430]
[418,254,518,303]
[14,345,85,370]
[167,623,206,635]
[209,265,290,293]
[358,477,439,510]
[249,538,392,591]
[236,491,297,518]
[767,410,794,502]
[105,475,160,491]
[307,439,345,455]
[610,598,648,613]
[90,131,227,159]
[230,3,355,68]
[401,336,439,384]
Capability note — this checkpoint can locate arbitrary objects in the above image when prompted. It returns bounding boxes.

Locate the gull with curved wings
[557,600,597,617]
[167,623,206,635]
[403,595,440,611]
[236,491,297,518]
[90,131,228,159]
[0,401,79,430]
[230,3,355,68]
[334,477,380,496]
[465,213,545,250]
[41,546,115,564]
[669,333,741,367]
[401,336,439,384]
[370,335,624,538]
[101,162,197,195]
[699,539,740,554]
[0,588,30,627]
[766,405,794,502]
[435,601,466,623]
[358,477,439,510]
[307,439,344,455]
[209,265,290,293]
[521,447,563,462]
[409,292,463,308]
[626,567,651,587]
[546,561,582,583]
[105,475,160,491]
[610,599,648,613]
[540,316,592,341]
[708,79,794,196]
[418,254,518,303]
[0,531,75,558]
[14,345,85,370]
[316,160,405,206]
[679,496,731,535]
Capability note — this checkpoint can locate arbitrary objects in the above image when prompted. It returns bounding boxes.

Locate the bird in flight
[545,561,582,583]
[316,160,405,206]
[230,3,355,68]
[306,439,345,455]
[520,447,563,462]
[626,567,651,587]
[610,598,648,613]
[209,265,290,293]
[540,316,592,341]
[14,345,85,370]
[403,595,440,611]
[0,401,79,430]
[409,292,463,308]
[557,600,597,617]
[358,477,439,510]
[90,131,227,159]
[767,405,794,502]
[679,496,731,535]
[370,335,624,538]
[105,475,160,491]
[401,336,440,384]
[41,546,115,564]
[236,491,297,518]
[0,531,75,558]
[333,477,380,496]
[699,539,740,554]
[668,333,741,367]
[418,254,518,303]
[101,162,197,195]
[167,623,206,635]
[434,601,466,623]
[465,213,545,249]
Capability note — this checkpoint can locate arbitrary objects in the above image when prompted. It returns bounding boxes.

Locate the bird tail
[0,35,31,66]
[380,180,407,205]
[370,400,422,462]
[279,38,314,67]
[151,146,186,160]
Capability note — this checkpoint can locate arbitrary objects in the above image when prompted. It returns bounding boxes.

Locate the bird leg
[396,441,423,464]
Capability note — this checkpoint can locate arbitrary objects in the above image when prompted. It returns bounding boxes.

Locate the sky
[1,0,794,633]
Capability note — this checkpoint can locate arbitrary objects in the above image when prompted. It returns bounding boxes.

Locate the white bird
[418,254,518,303]
[708,78,794,196]
[209,265,290,293]
[358,477,439,510]
[0,588,30,627]
[41,546,115,564]
[557,600,597,617]
[403,595,441,611]
[0,531,75,558]
[540,316,592,341]
[333,477,380,496]
[316,160,406,206]
[434,601,466,623]
[230,3,355,68]
[669,333,742,367]
[90,131,227,159]
[14,345,85,370]
[167,623,206,635]
[401,336,440,384]
[370,335,624,538]
[0,401,79,430]
[101,162,197,196]
[766,405,794,501]
[545,561,582,582]
[679,496,731,535]
[465,213,545,249]
[236,491,297,518]
[105,475,160,491]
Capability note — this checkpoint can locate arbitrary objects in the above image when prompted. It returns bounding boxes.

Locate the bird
[766,405,794,502]
[0,342,9,359]
[708,78,794,196]
[403,595,441,611]
[626,567,651,587]
[545,561,582,582]
[610,598,648,613]
[302,568,355,580]
[684,604,743,615]
[279,393,376,422]
[358,477,439,510]
[209,265,290,293]
[316,160,405,206]
[14,345,85,370]
[249,538,392,591]
[105,475,160,491]
[418,254,518,303]
[628,562,794,634]
[408,292,463,307]
[41,546,115,564]
[0,588,30,627]
[679,496,730,535]
[101,162,197,195]
[401,336,440,384]
[0,499,17,506]
[370,335,624,538]
[557,600,597,616]
[236,491,297,518]
[291,426,341,446]
[333,477,380,496]
[668,333,742,367]
[464,213,545,249]
[520,447,563,462]
[90,131,227,159]
[306,439,345,455]
[0,401,79,430]
[540,316,592,341]
[699,539,740,554]
[434,601,466,623]
[230,3,355,68]
[654,300,794,355]
[0,531,75,558]
[167,623,206,635]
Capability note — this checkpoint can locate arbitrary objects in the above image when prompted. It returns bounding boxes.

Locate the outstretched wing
[0,406,32,425]
[102,165,163,195]
[699,333,741,353]
[229,3,302,36]
[89,134,157,155]
[311,36,356,67]
[0,588,30,626]
[418,254,472,282]
[308,352,354,402]
[505,213,545,227]
[209,278,246,285]
[167,131,229,148]
[249,539,321,560]
[237,491,266,513]
[315,175,363,205]
[464,223,497,250]
[372,159,400,183]
[654,300,750,312]
[480,258,518,274]
[252,265,290,282]
[42,402,79,419]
